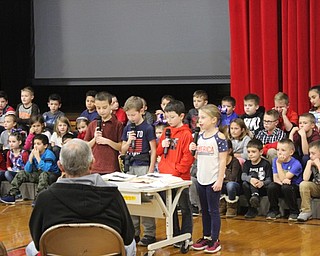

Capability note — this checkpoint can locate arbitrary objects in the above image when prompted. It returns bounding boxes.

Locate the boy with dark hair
[266,138,303,221]
[16,86,40,132]
[297,140,320,222]
[121,96,157,246]
[0,134,59,204]
[240,93,265,136]
[42,93,65,134]
[0,90,15,134]
[289,113,320,166]
[241,139,272,218]
[256,109,286,163]
[157,100,194,247]
[220,96,238,126]
[84,91,123,174]
[184,90,208,132]
[80,90,98,121]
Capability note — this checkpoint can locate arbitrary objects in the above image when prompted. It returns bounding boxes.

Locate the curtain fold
[229,0,320,115]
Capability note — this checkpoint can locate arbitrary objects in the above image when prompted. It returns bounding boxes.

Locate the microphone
[164,129,171,158]
[191,127,200,156]
[130,123,136,150]
[96,117,102,131]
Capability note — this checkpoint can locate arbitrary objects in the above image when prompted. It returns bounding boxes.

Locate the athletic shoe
[249,195,260,208]
[204,240,221,254]
[288,213,298,222]
[0,194,15,204]
[173,239,193,248]
[192,204,200,216]
[244,207,258,218]
[15,193,23,202]
[297,212,312,222]
[137,236,156,246]
[266,211,280,220]
[191,237,211,251]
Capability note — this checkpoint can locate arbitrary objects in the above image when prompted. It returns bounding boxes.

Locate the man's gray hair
[59,139,93,176]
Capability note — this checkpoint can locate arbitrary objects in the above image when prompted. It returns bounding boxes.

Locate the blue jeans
[5,170,17,182]
[221,181,240,200]
[196,182,221,241]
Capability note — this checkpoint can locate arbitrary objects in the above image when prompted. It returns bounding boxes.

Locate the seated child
[184,90,208,132]
[229,118,251,164]
[141,97,154,125]
[5,132,29,182]
[240,93,265,136]
[308,85,320,130]
[266,138,303,221]
[0,134,59,205]
[289,113,320,167]
[220,96,238,127]
[241,139,272,218]
[42,93,65,134]
[111,94,128,125]
[297,141,320,222]
[0,114,17,154]
[75,117,89,140]
[220,140,242,218]
[256,109,286,163]
[0,90,15,134]
[273,92,298,134]
[15,86,40,132]
[80,90,98,122]
[154,95,175,124]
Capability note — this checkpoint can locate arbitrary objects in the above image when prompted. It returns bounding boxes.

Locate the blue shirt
[25,148,59,174]
[272,157,302,185]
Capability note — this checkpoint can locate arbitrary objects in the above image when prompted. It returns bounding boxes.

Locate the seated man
[26,139,136,256]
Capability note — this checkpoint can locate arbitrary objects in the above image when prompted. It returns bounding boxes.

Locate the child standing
[84,91,123,174]
[76,117,89,140]
[289,113,320,167]
[5,132,29,182]
[80,90,98,122]
[220,96,238,127]
[240,93,265,136]
[229,118,251,163]
[297,141,320,222]
[220,140,242,218]
[241,139,272,218]
[156,100,194,247]
[121,96,157,246]
[266,138,303,221]
[184,90,208,132]
[42,94,65,134]
[308,85,320,130]
[15,86,40,132]
[189,104,227,253]
[0,134,59,204]
[24,115,51,151]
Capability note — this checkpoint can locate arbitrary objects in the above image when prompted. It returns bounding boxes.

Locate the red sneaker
[191,237,211,251]
[204,240,221,253]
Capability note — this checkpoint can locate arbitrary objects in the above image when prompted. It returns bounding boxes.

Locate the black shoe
[249,195,260,208]
[138,236,156,246]
[134,236,140,243]
[244,207,258,218]
[192,204,200,216]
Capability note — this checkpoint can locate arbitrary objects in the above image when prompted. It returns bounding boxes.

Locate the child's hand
[29,126,35,134]
[291,127,299,134]
[161,138,170,148]
[94,129,102,138]
[281,106,288,116]
[250,177,259,187]
[212,179,223,191]
[313,158,320,169]
[127,131,136,145]
[297,128,307,138]
[32,148,40,159]
[256,180,264,188]
[189,142,197,151]
[282,178,291,185]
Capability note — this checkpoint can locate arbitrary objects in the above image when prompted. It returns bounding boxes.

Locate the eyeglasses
[263,120,277,124]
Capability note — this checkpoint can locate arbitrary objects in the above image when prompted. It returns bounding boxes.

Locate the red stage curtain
[229,0,320,115]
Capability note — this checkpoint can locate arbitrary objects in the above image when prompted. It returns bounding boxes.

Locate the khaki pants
[300,181,320,212]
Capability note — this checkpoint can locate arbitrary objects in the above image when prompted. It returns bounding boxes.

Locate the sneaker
[192,204,200,216]
[134,236,140,243]
[244,207,258,218]
[173,239,193,248]
[204,240,221,254]
[137,235,156,246]
[15,194,23,202]
[249,195,260,208]
[288,213,298,222]
[266,211,280,220]
[191,237,211,251]
[0,194,15,204]
[297,212,312,222]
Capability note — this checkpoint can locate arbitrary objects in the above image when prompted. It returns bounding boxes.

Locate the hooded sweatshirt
[29,174,134,249]
[156,125,194,180]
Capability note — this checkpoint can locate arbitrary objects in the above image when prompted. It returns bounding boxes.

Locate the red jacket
[156,125,194,180]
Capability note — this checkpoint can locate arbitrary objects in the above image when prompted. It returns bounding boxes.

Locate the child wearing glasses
[256,109,286,163]
[289,113,320,167]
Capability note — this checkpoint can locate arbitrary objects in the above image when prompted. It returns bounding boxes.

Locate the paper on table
[101,172,137,182]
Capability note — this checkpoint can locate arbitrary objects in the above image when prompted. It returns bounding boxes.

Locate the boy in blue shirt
[266,138,303,221]
[220,96,238,127]
[0,134,59,204]
[121,96,157,246]
[42,93,65,134]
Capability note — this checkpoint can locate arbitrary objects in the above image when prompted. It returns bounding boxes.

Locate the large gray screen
[34,0,230,83]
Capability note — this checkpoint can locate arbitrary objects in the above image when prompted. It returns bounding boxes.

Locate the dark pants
[242,181,267,205]
[267,182,300,215]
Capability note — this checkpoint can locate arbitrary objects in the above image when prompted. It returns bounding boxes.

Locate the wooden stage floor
[1,200,320,255]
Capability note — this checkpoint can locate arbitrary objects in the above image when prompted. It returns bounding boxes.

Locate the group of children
[1,85,320,254]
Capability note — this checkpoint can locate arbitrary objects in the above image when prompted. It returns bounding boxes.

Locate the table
[111,179,192,256]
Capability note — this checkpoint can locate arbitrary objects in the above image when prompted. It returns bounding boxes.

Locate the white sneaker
[297,212,312,222]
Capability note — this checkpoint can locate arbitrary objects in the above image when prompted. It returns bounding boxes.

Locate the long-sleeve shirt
[25,148,59,174]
